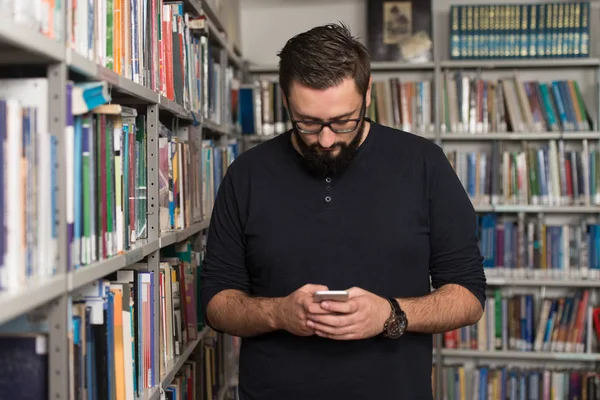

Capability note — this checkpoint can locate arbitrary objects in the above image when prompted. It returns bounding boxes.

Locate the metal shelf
[116,75,160,104]
[159,96,193,120]
[441,58,600,69]
[0,274,67,325]
[160,220,211,248]
[473,204,600,214]
[442,349,600,362]
[236,134,279,142]
[203,119,231,136]
[69,220,208,292]
[69,239,159,292]
[486,275,600,287]
[440,132,600,141]
[136,386,160,400]
[0,16,64,63]
[67,49,160,105]
[248,61,436,74]
[371,61,436,71]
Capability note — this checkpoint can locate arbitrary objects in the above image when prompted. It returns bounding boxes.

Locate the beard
[293,118,365,179]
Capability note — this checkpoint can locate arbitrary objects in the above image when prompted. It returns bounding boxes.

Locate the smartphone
[313,290,349,302]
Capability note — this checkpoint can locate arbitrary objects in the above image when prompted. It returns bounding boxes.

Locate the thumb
[300,284,329,294]
[346,286,367,298]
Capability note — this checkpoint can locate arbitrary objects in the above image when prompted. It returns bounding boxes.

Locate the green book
[106,0,114,70]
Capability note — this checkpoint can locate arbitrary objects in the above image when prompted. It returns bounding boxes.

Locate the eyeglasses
[292,117,362,134]
[288,97,366,135]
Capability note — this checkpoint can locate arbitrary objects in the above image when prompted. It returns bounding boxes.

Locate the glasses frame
[287,95,367,135]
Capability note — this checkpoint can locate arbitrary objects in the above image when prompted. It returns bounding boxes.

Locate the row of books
[71,268,156,398]
[447,140,600,208]
[157,123,239,234]
[68,241,206,399]
[477,214,599,279]
[449,2,591,60]
[0,79,60,290]
[239,80,290,137]
[200,139,239,222]
[194,237,240,399]
[64,0,235,126]
[435,365,600,400]
[0,76,239,291]
[68,98,148,269]
[0,239,238,399]
[444,289,597,355]
[194,330,240,400]
[157,123,204,233]
[239,74,597,138]
[441,73,593,135]
[367,79,435,136]
[2,0,64,41]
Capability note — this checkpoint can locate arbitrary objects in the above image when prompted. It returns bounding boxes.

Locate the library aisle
[0,0,243,399]
[0,0,599,399]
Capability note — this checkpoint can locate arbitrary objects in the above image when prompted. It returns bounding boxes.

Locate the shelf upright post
[47,60,70,400]
[193,122,206,225]
[220,46,228,146]
[147,103,161,390]
[596,63,600,133]
[146,103,160,243]
[434,63,442,149]
[434,331,443,400]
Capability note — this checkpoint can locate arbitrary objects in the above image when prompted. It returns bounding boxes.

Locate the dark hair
[277,22,371,98]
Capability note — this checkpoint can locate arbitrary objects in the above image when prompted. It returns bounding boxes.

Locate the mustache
[307,142,348,150]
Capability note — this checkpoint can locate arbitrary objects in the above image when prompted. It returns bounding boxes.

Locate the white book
[0,79,55,285]
[4,100,23,290]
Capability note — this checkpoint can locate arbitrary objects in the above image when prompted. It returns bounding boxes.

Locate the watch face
[386,315,407,339]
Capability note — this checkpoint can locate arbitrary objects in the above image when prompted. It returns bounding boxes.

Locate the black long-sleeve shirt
[200,121,486,400]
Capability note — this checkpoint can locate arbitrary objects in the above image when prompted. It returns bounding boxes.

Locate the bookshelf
[242,1,600,398]
[0,0,243,399]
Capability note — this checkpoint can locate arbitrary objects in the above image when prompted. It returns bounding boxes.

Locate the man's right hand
[276,284,330,336]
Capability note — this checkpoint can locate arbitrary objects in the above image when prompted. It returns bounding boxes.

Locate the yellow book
[458,366,466,400]
[113,0,122,75]
[111,286,126,400]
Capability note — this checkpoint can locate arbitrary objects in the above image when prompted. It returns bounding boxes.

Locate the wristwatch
[382,297,408,339]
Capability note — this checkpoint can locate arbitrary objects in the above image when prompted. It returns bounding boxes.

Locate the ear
[365,76,373,109]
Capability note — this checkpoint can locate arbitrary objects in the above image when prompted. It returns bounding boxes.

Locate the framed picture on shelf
[366,0,433,64]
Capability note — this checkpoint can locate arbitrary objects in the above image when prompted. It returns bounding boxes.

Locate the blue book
[0,335,48,399]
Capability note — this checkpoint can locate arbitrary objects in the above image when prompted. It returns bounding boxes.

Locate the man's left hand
[306,287,390,340]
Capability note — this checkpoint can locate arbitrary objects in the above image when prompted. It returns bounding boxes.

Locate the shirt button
[325,177,332,183]
[326,186,331,191]
[325,196,332,203]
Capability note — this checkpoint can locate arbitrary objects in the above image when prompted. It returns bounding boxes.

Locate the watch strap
[387,297,401,316]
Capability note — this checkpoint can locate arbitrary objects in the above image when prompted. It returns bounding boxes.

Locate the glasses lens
[296,121,322,134]
[330,120,359,133]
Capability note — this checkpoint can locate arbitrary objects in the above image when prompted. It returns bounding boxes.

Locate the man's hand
[275,284,331,336]
[306,287,390,340]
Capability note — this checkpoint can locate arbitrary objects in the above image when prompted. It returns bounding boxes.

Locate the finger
[306,320,356,336]
[300,284,329,294]
[320,299,359,314]
[305,302,333,315]
[314,329,360,341]
[307,313,355,328]
[346,287,366,298]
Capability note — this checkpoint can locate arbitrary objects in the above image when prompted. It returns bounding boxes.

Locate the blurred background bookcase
[239,1,600,398]
[0,0,245,399]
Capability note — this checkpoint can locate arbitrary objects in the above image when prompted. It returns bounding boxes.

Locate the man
[200,23,486,399]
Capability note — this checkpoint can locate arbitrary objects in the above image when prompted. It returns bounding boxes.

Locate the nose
[318,127,336,149]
